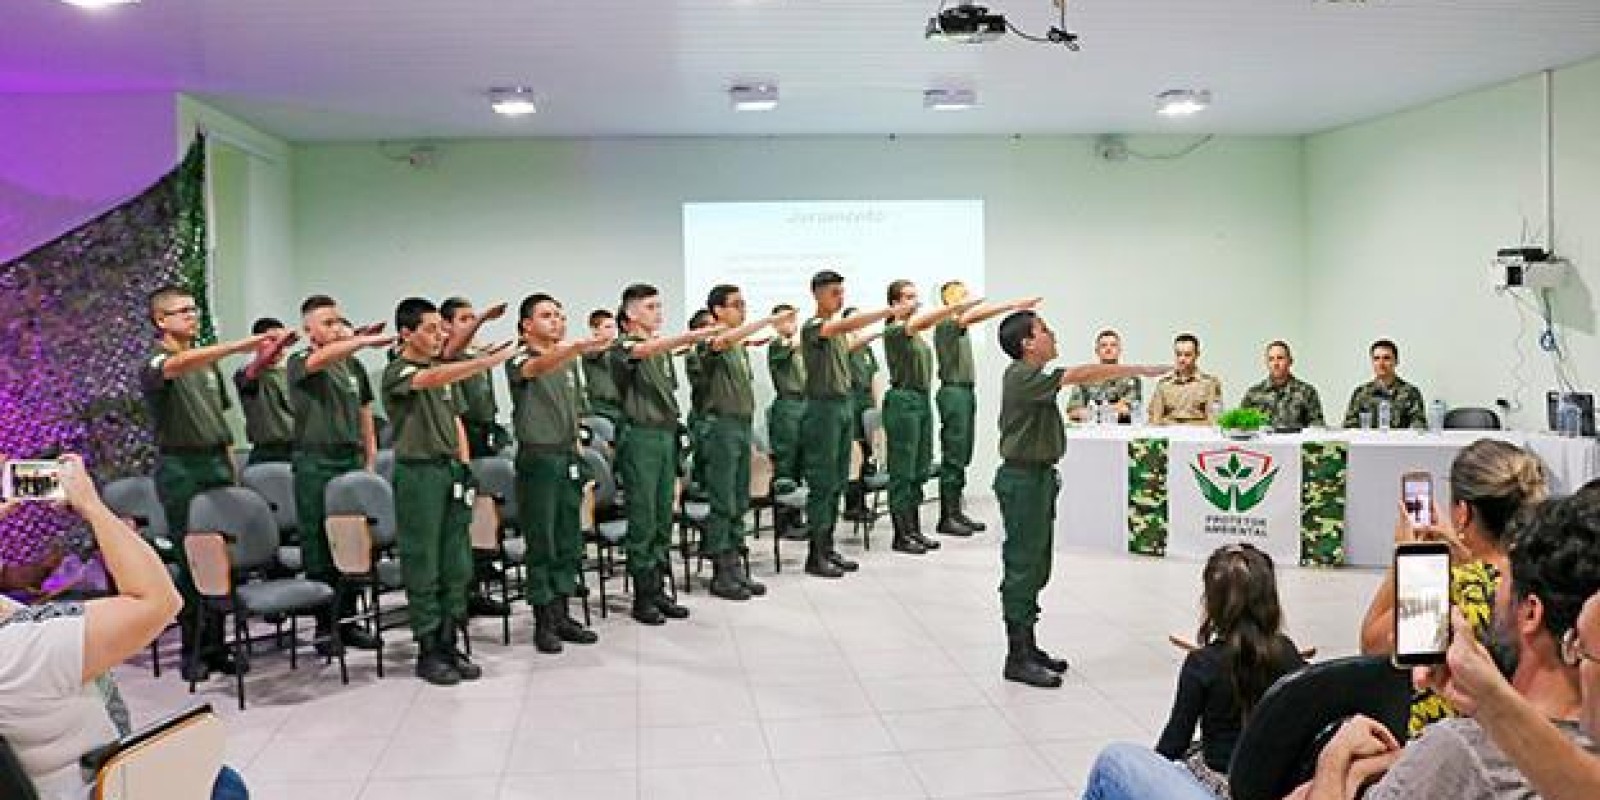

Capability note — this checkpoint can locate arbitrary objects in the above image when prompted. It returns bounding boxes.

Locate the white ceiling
[5,0,1600,141]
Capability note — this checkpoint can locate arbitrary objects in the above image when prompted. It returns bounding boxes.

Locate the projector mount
[926,0,1080,50]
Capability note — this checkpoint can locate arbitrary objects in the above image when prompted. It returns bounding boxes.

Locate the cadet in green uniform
[583,309,624,425]
[141,284,286,682]
[288,295,391,653]
[234,317,298,464]
[882,281,979,554]
[800,271,896,578]
[933,282,1042,537]
[841,308,884,523]
[765,305,808,538]
[698,286,791,600]
[440,297,509,458]
[683,309,716,497]
[1064,329,1144,423]
[993,309,1167,688]
[383,297,518,686]
[1342,338,1427,429]
[609,283,721,624]
[507,293,604,654]
[1241,340,1326,429]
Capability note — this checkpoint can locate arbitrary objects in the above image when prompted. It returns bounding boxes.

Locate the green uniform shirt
[1343,376,1426,429]
[1241,375,1326,429]
[1065,377,1143,413]
[234,366,294,447]
[609,335,680,428]
[697,342,756,418]
[768,339,807,397]
[582,352,620,410]
[506,350,581,448]
[381,356,464,459]
[801,317,851,399]
[999,361,1066,464]
[684,347,708,413]
[934,319,976,385]
[848,344,879,393]
[883,323,934,392]
[451,348,498,425]
[287,351,375,448]
[141,347,233,450]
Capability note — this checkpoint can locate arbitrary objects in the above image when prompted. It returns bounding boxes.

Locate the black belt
[397,455,454,466]
[776,392,805,401]
[158,445,226,456]
[807,394,849,402]
[707,412,753,423]
[944,382,975,388]
[295,443,361,457]
[518,443,575,456]
[889,384,930,393]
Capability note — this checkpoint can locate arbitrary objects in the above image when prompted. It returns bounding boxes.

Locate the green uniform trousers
[766,396,807,485]
[618,426,677,576]
[687,410,710,493]
[154,451,235,609]
[883,388,933,513]
[247,442,294,465]
[515,448,584,606]
[993,463,1060,626]
[292,449,364,584]
[393,459,474,640]
[937,384,976,500]
[702,415,752,556]
[802,397,852,541]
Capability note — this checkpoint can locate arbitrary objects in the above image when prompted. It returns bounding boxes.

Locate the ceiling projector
[926,3,1007,44]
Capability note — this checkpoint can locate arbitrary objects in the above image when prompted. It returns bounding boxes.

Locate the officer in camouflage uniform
[992,309,1167,688]
[842,308,884,523]
[800,271,897,578]
[1064,329,1143,423]
[383,297,518,686]
[234,317,298,465]
[1240,340,1325,429]
[609,283,721,624]
[506,293,603,654]
[288,295,391,654]
[583,309,624,426]
[1342,338,1426,429]
[766,305,808,537]
[932,283,1042,536]
[141,284,288,682]
[697,286,791,600]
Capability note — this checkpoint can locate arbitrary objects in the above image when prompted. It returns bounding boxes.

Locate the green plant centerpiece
[1217,407,1270,440]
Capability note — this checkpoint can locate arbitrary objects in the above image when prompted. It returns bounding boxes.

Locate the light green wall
[1304,59,1600,428]
[291,135,1307,475]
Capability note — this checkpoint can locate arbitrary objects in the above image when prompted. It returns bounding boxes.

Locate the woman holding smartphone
[1358,438,1548,737]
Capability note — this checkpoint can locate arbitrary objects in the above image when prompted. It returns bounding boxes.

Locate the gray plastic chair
[324,470,399,675]
[580,415,617,453]
[102,476,176,676]
[579,445,632,616]
[185,487,345,709]
[1443,407,1502,430]
[469,455,521,641]
[374,449,395,483]
[241,462,301,574]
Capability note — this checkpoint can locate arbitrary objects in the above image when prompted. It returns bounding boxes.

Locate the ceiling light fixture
[924,88,977,111]
[58,0,140,8]
[488,87,538,117]
[1156,89,1211,116]
[729,83,779,112]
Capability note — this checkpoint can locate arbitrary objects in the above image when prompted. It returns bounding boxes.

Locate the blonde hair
[1450,438,1548,546]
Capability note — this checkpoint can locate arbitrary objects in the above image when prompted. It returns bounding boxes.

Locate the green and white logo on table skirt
[1190,447,1279,513]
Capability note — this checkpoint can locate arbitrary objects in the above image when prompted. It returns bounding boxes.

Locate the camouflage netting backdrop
[0,139,211,570]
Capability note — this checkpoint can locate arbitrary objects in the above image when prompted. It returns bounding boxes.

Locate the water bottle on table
[1427,399,1446,433]
[1378,399,1392,432]
[1558,394,1582,438]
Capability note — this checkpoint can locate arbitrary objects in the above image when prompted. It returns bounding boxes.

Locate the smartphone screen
[1402,474,1434,527]
[3,460,64,502]
[1394,543,1452,665]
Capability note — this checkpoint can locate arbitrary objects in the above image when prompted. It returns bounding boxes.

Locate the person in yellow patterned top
[1358,438,1549,737]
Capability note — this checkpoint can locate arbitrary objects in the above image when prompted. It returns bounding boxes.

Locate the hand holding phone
[2,460,65,503]
[1394,541,1453,667]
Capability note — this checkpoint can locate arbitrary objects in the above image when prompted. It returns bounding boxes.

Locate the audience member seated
[1295,488,1600,799]
[0,455,248,800]
[1082,543,1307,799]
[1358,438,1547,736]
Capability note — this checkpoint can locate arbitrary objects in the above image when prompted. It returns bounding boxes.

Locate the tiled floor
[114,499,1382,800]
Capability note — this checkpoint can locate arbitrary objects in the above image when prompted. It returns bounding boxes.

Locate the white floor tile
[498,771,638,800]
[772,754,927,800]
[764,715,899,761]
[639,721,770,768]
[904,745,1064,798]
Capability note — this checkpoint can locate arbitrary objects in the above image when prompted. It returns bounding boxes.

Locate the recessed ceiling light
[488,87,537,117]
[58,0,139,8]
[924,88,977,111]
[1156,89,1211,116]
[729,83,779,112]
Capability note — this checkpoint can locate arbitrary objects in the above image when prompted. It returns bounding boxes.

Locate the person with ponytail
[1359,437,1548,736]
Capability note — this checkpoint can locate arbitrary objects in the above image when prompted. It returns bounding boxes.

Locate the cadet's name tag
[568,463,581,481]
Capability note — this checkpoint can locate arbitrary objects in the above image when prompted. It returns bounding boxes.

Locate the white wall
[1304,58,1600,429]
[292,135,1307,477]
